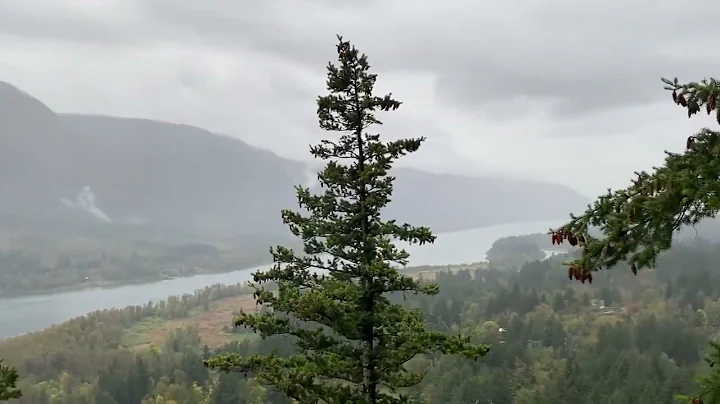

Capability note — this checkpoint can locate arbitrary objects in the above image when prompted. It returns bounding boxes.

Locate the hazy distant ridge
[0,81,588,237]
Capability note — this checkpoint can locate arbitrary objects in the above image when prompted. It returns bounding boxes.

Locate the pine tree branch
[551,77,720,282]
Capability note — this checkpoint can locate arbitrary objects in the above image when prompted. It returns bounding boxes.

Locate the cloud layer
[2,0,719,196]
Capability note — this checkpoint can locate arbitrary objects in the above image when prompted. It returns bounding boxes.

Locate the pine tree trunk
[353,82,378,403]
[360,272,379,398]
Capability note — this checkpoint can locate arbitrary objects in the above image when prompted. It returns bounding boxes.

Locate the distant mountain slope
[0,81,588,237]
[384,168,587,232]
[58,114,304,236]
[0,82,77,217]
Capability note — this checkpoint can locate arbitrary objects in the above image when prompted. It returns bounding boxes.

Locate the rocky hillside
[0,81,588,238]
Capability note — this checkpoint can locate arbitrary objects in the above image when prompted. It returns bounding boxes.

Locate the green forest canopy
[3,242,720,403]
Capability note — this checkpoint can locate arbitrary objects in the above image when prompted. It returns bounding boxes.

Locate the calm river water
[0,219,562,339]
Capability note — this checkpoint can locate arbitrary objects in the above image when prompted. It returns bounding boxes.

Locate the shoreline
[0,263,274,300]
[0,262,489,341]
[0,260,489,301]
[0,220,564,299]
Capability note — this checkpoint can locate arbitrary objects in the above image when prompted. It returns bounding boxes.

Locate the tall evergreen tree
[0,359,21,401]
[205,35,489,403]
[128,356,151,403]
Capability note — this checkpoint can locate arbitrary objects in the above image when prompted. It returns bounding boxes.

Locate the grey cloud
[0,1,189,47]
[0,17,136,47]
[137,0,720,120]
[6,0,720,124]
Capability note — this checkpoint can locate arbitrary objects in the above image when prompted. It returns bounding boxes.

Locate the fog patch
[59,185,112,223]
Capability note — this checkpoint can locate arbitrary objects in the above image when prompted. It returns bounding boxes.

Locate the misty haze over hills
[0,81,589,238]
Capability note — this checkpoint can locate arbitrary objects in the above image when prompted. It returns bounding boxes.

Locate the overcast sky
[1,0,718,197]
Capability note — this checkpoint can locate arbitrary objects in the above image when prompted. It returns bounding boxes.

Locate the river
[0,219,563,340]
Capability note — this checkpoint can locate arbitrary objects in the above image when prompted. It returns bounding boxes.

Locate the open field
[122,294,260,349]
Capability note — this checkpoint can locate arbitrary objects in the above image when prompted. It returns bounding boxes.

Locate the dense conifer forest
[1,240,719,403]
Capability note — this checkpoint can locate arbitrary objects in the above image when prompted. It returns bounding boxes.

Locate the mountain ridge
[0,80,588,238]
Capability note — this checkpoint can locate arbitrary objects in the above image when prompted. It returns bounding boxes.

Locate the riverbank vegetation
[1,242,719,402]
[0,232,290,298]
[485,233,574,269]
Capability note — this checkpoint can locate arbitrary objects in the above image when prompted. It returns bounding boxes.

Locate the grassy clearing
[122,295,259,349]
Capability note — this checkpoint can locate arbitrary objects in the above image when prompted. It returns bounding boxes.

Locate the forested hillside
[0,233,292,297]
[2,240,719,403]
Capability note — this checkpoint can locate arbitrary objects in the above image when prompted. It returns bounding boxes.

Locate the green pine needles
[551,77,720,283]
[204,35,489,404]
[0,359,21,401]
